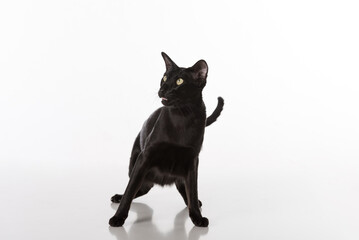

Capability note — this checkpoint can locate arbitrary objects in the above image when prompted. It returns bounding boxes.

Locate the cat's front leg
[175,180,202,207]
[185,159,209,227]
[109,153,147,227]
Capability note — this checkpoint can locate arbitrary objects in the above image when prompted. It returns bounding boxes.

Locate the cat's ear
[161,52,178,71]
[189,60,208,85]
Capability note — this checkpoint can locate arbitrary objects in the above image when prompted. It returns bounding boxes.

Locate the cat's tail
[206,97,224,127]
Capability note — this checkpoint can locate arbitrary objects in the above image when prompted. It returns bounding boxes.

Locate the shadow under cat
[109,202,209,240]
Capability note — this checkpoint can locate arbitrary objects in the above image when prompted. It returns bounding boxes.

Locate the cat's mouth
[161,97,170,106]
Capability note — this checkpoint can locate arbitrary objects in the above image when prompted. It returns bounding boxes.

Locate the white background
[1,0,358,239]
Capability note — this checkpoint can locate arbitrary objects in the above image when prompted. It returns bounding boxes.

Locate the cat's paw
[109,216,125,227]
[111,194,123,203]
[192,217,209,227]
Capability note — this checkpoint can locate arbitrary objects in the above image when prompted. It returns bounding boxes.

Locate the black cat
[109,52,224,227]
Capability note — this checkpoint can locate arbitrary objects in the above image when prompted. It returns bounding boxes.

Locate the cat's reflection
[109,202,208,240]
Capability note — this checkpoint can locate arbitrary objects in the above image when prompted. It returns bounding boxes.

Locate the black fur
[109,52,224,227]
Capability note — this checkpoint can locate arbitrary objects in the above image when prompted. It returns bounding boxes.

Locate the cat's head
[158,52,208,107]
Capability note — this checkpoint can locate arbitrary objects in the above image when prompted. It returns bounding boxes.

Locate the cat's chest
[145,107,205,147]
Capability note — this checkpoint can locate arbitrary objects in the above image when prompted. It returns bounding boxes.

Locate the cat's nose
[158,89,165,97]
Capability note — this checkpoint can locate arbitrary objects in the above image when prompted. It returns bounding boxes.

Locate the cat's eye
[163,76,167,82]
[176,78,184,85]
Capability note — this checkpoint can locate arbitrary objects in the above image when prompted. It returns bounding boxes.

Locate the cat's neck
[166,101,205,120]
[166,93,204,111]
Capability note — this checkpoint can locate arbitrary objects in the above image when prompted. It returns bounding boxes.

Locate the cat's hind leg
[128,133,141,176]
[111,182,154,203]
[109,152,147,227]
[111,133,143,203]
